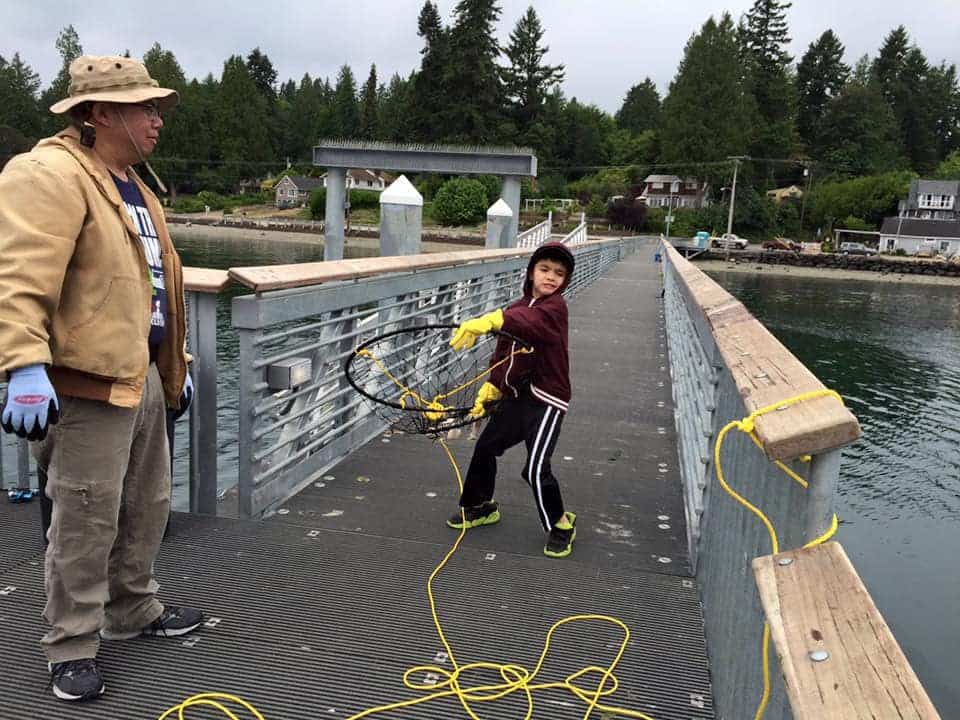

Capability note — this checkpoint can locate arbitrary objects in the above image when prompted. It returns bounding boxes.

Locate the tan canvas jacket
[0,128,188,409]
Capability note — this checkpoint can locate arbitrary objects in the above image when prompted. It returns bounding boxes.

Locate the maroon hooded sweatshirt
[488,242,575,412]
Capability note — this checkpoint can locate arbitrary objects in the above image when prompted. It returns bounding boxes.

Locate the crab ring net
[344,324,533,436]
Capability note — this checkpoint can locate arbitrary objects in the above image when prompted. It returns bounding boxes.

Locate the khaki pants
[33,363,170,663]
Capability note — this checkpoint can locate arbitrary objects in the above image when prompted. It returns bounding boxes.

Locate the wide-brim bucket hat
[49,55,179,114]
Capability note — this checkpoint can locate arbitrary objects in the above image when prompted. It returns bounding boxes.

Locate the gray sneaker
[101,605,204,640]
[49,658,105,701]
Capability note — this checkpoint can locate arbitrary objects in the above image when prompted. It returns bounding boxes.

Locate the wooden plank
[183,267,231,294]
[753,542,940,720]
[664,242,861,460]
[228,248,529,292]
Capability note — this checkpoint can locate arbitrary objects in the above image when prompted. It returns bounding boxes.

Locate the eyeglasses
[131,102,162,120]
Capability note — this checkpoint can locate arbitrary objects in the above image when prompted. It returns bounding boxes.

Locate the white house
[879,179,960,256]
[639,175,710,209]
[320,169,392,192]
[878,217,960,257]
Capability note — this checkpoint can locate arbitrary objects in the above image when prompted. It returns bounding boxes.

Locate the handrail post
[188,290,219,514]
[804,448,842,542]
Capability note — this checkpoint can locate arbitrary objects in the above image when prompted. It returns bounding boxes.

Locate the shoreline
[167,221,476,253]
[695,258,960,286]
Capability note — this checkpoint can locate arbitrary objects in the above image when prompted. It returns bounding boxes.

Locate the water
[168,232,378,508]
[704,268,960,715]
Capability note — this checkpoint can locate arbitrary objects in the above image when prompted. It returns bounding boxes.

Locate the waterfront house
[274,175,323,208]
[639,175,710,209]
[879,179,960,256]
[320,169,392,192]
[878,217,960,257]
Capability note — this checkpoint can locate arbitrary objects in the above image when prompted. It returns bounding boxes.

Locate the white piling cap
[380,174,423,207]
[487,198,513,218]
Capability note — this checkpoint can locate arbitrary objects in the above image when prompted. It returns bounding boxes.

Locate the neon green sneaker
[544,512,577,558]
[447,501,501,529]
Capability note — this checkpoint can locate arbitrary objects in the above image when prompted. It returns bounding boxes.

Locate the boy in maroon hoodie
[447,242,577,558]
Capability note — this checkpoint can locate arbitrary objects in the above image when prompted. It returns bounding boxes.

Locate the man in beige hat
[0,55,203,702]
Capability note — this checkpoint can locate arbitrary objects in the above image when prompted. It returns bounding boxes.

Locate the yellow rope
[712,388,844,720]
[342,439,657,720]
[157,693,265,720]
[356,343,532,420]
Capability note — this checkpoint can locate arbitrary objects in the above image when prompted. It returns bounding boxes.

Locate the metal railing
[661,241,860,720]
[230,236,641,518]
[516,212,552,248]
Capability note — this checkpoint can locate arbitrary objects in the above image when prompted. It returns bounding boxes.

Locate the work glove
[450,309,504,351]
[173,372,194,421]
[469,382,503,419]
[1,364,60,441]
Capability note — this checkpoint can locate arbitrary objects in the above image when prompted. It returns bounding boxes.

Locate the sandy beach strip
[167,221,479,254]
[695,258,960,286]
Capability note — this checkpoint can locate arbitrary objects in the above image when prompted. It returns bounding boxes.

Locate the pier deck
[0,251,714,719]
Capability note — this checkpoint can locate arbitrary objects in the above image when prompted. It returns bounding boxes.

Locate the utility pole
[799,162,812,234]
[665,195,675,244]
[725,156,748,262]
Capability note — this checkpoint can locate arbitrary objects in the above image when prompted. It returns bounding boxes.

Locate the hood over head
[524,241,575,296]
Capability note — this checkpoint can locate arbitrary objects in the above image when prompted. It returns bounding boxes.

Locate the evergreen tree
[0,53,42,139]
[39,25,82,136]
[411,1,451,141]
[796,30,849,150]
[215,55,271,187]
[142,43,194,197]
[417,0,443,44]
[927,63,960,161]
[871,28,944,171]
[284,73,323,161]
[501,6,564,131]
[443,0,504,143]
[815,76,903,177]
[660,15,754,166]
[871,26,910,106]
[359,64,380,139]
[379,73,413,142]
[553,98,615,172]
[899,48,938,171]
[246,47,278,103]
[615,78,661,135]
[741,0,797,159]
[332,65,360,138]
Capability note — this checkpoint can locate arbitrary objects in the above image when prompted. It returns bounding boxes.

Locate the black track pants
[460,392,566,531]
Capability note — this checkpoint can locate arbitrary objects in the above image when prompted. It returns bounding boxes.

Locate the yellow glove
[450,309,504,351]
[469,382,503,419]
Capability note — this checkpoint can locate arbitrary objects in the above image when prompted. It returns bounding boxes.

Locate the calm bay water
[704,268,960,715]
[164,233,959,713]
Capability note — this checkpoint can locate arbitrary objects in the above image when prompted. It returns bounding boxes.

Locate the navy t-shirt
[111,173,167,355]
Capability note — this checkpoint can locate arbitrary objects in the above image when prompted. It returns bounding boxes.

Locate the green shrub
[837,215,874,231]
[586,196,607,218]
[349,189,381,210]
[196,190,226,210]
[172,197,206,213]
[309,188,327,220]
[476,175,502,205]
[432,178,489,226]
[894,248,907,256]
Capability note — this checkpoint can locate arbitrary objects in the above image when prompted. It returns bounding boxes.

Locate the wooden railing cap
[664,242,861,460]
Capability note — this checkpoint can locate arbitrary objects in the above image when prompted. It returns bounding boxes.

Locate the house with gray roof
[879,179,960,256]
[274,175,323,208]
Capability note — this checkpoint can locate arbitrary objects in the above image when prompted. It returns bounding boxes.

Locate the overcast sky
[3,1,959,114]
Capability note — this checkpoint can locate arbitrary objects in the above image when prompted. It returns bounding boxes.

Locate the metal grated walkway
[0,247,714,719]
